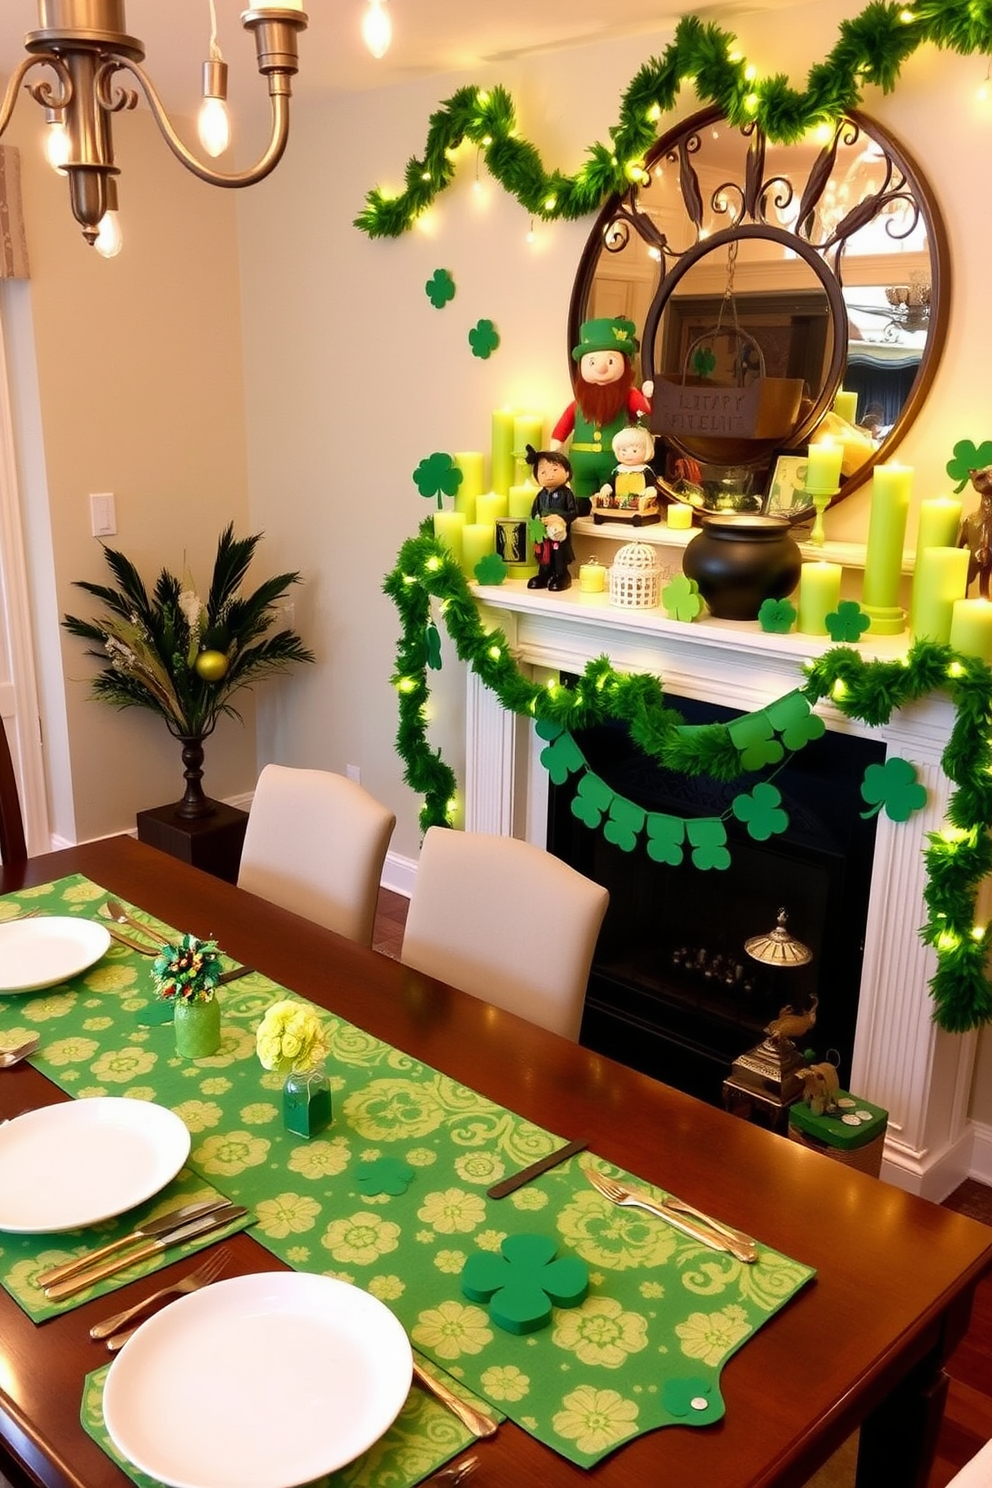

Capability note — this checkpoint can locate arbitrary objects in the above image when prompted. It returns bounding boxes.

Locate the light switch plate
[90,492,116,537]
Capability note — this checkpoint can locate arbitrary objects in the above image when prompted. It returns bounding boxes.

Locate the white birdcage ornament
[609,541,660,609]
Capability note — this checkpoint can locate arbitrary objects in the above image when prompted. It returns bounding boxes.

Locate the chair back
[401,827,608,1040]
[0,719,27,865]
[238,765,395,946]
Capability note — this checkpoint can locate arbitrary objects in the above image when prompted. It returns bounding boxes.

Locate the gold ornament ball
[195,649,229,682]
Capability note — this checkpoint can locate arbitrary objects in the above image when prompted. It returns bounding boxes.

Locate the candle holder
[805,485,839,547]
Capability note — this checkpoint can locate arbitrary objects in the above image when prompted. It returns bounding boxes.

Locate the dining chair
[945,1438,992,1486]
[400,827,609,1040]
[237,765,395,947]
[0,719,27,866]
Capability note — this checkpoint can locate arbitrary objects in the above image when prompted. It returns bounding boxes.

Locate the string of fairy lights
[355,1,992,239]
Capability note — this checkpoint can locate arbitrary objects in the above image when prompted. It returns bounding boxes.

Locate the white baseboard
[381,849,415,900]
[970,1121,992,1186]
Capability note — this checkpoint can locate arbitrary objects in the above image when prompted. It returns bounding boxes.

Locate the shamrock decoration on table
[461,1232,588,1334]
[468,318,500,359]
[413,452,463,506]
[662,573,703,622]
[732,781,790,841]
[474,552,507,586]
[758,597,796,634]
[424,268,455,309]
[946,438,992,493]
[825,600,871,644]
[356,1157,415,1197]
[860,757,928,822]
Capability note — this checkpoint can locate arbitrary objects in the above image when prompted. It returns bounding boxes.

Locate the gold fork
[584,1166,757,1263]
[90,1247,231,1343]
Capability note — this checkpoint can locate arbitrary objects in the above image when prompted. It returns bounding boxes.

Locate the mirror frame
[568,105,950,522]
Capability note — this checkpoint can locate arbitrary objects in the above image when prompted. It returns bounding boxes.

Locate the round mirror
[568,106,949,523]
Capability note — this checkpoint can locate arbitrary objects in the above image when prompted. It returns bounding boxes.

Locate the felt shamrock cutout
[468,318,500,359]
[686,817,730,870]
[860,757,928,822]
[946,438,992,493]
[424,621,442,671]
[765,691,826,751]
[424,268,455,308]
[535,717,564,743]
[461,1232,588,1334]
[645,812,685,865]
[825,600,871,644]
[356,1157,415,1196]
[475,552,507,585]
[603,796,646,852]
[727,711,784,771]
[758,597,796,634]
[732,781,790,841]
[662,573,703,622]
[570,771,615,829]
[691,345,717,378]
[414,452,463,505]
[539,730,586,786]
[661,1377,719,1423]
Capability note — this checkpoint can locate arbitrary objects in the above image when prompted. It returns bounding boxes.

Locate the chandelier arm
[0,55,66,137]
[114,58,291,188]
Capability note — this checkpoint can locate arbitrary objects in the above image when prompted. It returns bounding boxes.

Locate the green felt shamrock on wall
[861,757,928,823]
[413,453,463,505]
[662,573,703,622]
[826,601,871,644]
[946,439,992,493]
[468,319,500,359]
[425,268,456,308]
[758,597,796,634]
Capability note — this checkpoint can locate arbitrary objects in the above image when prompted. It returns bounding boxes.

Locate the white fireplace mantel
[463,576,979,1200]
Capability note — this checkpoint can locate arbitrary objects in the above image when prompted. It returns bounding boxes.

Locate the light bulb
[362,0,391,59]
[198,95,230,157]
[43,111,70,172]
[94,209,123,258]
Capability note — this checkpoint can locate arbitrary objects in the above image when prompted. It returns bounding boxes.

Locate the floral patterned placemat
[1,876,816,1469]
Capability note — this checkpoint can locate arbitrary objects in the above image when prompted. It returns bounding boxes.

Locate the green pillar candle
[950,599,992,661]
[916,496,963,554]
[798,560,842,636]
[832,389,858,424]
[910,545,970,643]
[491,409,516,496]
[863,464,912,633]
[452,452,485,521]
[462,522,495,575]
[512,412,544,464]
[475,491,509,527]
[433,509,465,566]
[508,479,537,520]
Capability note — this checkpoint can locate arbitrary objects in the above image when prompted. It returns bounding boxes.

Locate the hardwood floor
[372,885,992,1484]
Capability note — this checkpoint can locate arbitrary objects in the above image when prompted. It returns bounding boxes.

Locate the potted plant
[63,524,314,818]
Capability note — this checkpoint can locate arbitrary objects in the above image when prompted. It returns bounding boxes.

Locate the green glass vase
[283,1062,332,1139]
[173,997,221,1058]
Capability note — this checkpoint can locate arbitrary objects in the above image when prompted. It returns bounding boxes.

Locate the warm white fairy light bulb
[363,0,391,59]
[43,110,69,172]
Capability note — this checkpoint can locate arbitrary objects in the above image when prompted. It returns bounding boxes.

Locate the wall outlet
[345,763,361,784]
[89,492,116,537]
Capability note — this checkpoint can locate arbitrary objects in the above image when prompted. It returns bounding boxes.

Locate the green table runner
[1,877,815,1469]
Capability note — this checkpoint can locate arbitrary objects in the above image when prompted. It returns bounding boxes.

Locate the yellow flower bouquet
[256,999,327,1075]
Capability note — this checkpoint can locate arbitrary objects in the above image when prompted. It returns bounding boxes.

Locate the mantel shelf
[571,516,914,575]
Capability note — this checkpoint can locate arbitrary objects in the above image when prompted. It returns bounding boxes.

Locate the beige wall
[5,105,255,841]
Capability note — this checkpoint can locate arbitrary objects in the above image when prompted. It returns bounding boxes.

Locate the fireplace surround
[463,528,981,1199]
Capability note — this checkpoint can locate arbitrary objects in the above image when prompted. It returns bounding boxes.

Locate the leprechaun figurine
[525,446,578,591]
[551,316,653,511]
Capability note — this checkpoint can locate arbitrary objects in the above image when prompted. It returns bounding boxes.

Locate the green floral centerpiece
[152,933,223,1057]
[62,524,314,818]
[256,999,331,1139]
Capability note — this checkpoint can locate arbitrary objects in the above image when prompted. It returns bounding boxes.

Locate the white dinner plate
[0,1098,191,1233]
[0,916,112,993]
[103,1272,414,1488]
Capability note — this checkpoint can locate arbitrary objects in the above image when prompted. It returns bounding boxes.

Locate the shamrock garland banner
[386,521,992,1033]
[356,3,992,239]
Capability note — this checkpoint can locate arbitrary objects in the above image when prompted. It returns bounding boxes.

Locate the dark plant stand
[136,798,248,884]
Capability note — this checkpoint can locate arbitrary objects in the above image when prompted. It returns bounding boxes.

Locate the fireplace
[547,691,884,1105]
[464,551,982,1198]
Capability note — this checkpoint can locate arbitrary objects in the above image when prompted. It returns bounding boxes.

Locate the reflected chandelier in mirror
[568,106,949,523]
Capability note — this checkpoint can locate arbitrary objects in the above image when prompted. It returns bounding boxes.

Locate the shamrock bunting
[825,601,871,644]
[424,268,456,308]
[732,782,790,841]
[765,691,826,751]
[861,757,928,822]
[537,720,586,786]
[413,452,463,505]
[727,712,783,771]
[645,813,685,866]
[468,319,500,359]
[604,797,647,852]
[946,439,992,494]
[571,771,615,829]
[685,818,730,871]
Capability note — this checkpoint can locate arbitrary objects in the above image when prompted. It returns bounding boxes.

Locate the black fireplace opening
[548,685,884,1107]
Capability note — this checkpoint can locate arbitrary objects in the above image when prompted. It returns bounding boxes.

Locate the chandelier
[0,0,307,253]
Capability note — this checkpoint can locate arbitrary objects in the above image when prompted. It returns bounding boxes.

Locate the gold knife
[44,1205,247,1301]
[36,1196,233,1288]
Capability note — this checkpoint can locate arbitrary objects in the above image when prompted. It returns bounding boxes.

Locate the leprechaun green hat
[572,316,639,360]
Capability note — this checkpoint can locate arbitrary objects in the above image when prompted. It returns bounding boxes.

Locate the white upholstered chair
[238,765,395,947]
[400,827,609,1040]
[946,1439,992,1486]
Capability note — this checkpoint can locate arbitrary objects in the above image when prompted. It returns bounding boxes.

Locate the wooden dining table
[1,835,991,1488]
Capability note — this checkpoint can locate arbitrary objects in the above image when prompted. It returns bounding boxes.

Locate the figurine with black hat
[525,445,578,592]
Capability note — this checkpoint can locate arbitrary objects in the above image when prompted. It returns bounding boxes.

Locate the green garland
[385,521,992,1033]
[356,2,992,238]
